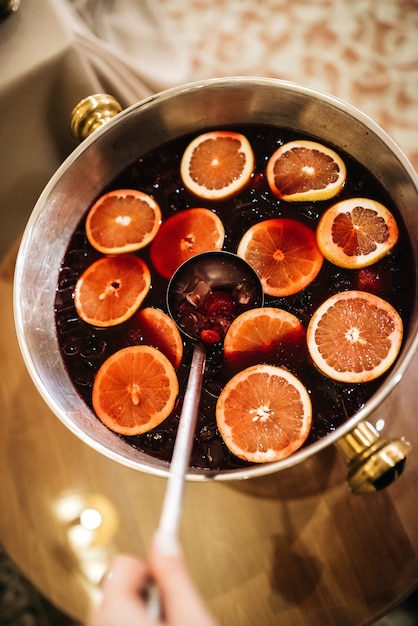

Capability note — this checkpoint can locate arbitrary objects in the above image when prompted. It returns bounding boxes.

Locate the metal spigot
[70,94,122,141]
[0,0,20,19]
[335,421,412,494]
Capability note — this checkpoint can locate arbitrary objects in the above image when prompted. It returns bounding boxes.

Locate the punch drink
[54,125,415,470]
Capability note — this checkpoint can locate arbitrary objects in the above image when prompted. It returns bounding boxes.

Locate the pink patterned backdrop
[161,0,418,171]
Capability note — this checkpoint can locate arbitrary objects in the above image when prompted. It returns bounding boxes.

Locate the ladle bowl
[13,77,418,489]
[166,250,264,343]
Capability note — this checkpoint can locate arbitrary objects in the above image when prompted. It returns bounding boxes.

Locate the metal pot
[14,77,418,492]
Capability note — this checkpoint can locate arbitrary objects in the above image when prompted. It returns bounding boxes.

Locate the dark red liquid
[54,125,416,471]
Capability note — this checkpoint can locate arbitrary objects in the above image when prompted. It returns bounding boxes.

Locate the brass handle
[335,421,412,494]
[70,94,123,141]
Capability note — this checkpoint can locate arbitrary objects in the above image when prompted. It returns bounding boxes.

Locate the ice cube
[184,278,212,307]
[178,307,201,337]
[232,281,258,306]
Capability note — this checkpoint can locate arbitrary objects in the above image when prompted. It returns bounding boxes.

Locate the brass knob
[335,421,412,494]
[0,0,20,19]
[70,94,123,141]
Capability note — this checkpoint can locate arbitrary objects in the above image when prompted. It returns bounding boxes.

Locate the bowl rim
[13,76,418,481]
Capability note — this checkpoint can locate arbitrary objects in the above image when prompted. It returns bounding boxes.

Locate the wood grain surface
[1,243,417,626]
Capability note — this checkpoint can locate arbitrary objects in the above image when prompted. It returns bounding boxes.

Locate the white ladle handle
[158,340,206,539]
[147,341,206,618]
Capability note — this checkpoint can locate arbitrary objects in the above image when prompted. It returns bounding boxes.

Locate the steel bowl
[13,77,418,490]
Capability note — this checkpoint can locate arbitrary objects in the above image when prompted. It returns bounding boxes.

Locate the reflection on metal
[335,421,412,494]
[375,418,385,432]
[0,0,20,19]
[70,94,122,141]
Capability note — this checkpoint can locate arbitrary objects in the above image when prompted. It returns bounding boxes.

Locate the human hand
[87,534,217,626]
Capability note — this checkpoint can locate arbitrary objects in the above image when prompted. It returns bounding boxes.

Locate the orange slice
[150,207,225,279]
[224,307,304,369]
[316,197,399,268]
[266,139,346,201]
[135,307,183,369]
[216,364,312,463]
[180,131,254,200]
[74,255,151,327]
[92,345,178,436]
[85,189,161,254]
[307,290,403,383]
[237,218,323,296]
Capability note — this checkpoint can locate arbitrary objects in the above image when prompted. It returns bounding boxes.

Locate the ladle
[147,251,263,616]
[161,250,263,539]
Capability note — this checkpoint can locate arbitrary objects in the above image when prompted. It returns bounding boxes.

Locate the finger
[149,534,216,626]
[88,556,150,626]
[101,554,149,600]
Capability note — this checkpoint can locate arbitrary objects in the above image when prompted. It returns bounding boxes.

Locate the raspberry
[203,291,236,315]
[357,268,387,293]
[200,328,222,344]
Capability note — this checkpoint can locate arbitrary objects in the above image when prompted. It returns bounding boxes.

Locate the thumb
[149,532,216,626]
[88,555,150,626]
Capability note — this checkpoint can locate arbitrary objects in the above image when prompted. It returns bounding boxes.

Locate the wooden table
[1,243,417,626]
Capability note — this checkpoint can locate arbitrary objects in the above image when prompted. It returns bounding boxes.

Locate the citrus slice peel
[92,345,178,436]
[180,131,254,200]
[150,207,225,279]
[86,189,162,254]
[307,290,403,383]
[216,364,312,463]
[74,254,151,327]
[237,217,323,296]
[266,139,346,201]
[135,307,183,369]
[223,307,304,368]
[316,197,399,268]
